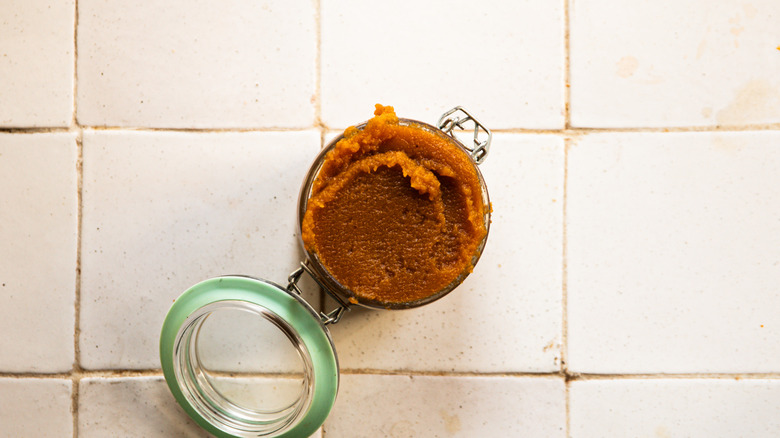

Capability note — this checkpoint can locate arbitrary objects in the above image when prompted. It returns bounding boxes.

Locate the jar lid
[159,276,339,438]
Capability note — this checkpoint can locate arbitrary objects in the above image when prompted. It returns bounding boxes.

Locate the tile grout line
[71,129,83,438]
[72,1,82,436]
[314,2,326,435]
[339,370,568,378]
[314,0,326,322]
[563,0,571,131]
[562,138,571,438]
[565,378,571,438]
[314,0,327,148]
[70,0,79,130]
[493,125,780,133]
[4,370,780,379]
[0,368,780,381]
[568,373,780,381]
[4,124,780,135]
[313,0,323,132]
[562,0,572,433]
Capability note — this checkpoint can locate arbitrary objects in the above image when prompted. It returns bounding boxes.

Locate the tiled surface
[78,377,211,437]
[570,379,780,437]
[570,0,780,128]
[321,0,565,129]
[80,130,321,369]
[0,133,77,373]
[0,378,73,438]
[567,132,780,374]
[324,375,566,437]
[0,0,75,127]
[78,377,322,438]
[77,0,316,128]
[328,134,564,373]
[2,0,780,436]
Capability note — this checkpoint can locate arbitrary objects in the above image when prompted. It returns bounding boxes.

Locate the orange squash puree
[301,105,487,304]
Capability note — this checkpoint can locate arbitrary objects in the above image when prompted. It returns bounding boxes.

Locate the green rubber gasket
[160,276,339,438]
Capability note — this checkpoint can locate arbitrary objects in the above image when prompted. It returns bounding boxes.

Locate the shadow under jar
[160,105,493,438]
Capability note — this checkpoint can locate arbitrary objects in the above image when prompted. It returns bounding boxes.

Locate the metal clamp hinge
[438,106,492,165]
[287,262,350,325]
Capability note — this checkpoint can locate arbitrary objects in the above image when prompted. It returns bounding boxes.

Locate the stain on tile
[390,421,414,437]
[727,14,745,48]
[440,409,462,434]
[712,133,743,153]
[616,56,639,78]
[695,39,708,59]
[716,79,780,125]
[743,3,758,19]
[637,65,665,85]
[656,425,672,438]
[728,16,745,35]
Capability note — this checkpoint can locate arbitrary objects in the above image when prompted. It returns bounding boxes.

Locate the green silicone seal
[160,276,338,438]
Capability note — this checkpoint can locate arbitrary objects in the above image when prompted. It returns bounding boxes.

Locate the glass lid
[159,276,338,438]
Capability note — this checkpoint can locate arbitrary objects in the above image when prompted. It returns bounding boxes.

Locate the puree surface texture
[302,105,487,304]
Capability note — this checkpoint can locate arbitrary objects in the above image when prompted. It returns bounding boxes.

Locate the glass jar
[160,106,493,438]
[296,114,492,312]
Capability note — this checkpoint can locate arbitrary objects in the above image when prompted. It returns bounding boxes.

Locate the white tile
[324,375,566,437]
[77,0,316,128]
[0,378,72,438]
[0,0,74,127]
[78,377,209,437]
[329,134,564,372]
[80,130,322,369]
[567,132,780,373]
[570,379,780,437]
[570,0,780,127]
[321,0,565,129]
[0,133,77,372]
[79,377,322,438]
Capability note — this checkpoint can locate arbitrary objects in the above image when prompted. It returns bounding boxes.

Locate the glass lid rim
[159,275,339,438]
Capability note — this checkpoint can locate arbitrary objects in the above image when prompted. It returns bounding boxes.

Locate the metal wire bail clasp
[288,262,349,325]
[438,106,492,165]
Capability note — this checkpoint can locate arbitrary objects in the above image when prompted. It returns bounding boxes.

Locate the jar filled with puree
[160,104,494,438]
